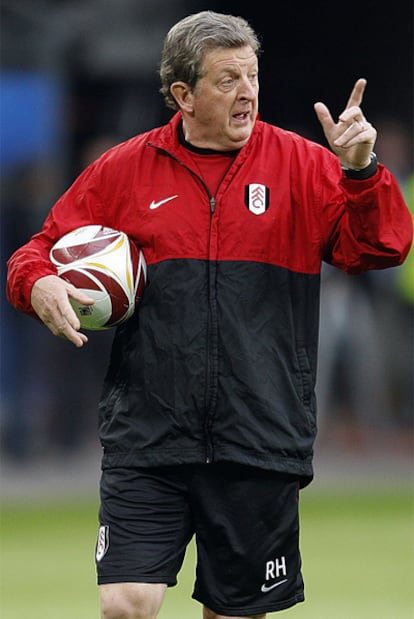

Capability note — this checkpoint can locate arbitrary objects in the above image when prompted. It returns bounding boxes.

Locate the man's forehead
[203,46,258,70]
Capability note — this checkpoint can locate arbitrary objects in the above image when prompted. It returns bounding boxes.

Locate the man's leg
[97,467,193,618]
[203,607,265,619]
[100,582,167,619]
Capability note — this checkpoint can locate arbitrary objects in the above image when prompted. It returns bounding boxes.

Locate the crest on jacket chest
[245,183,270,215]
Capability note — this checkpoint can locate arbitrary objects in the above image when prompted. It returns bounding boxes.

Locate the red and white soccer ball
[50,225,146,330]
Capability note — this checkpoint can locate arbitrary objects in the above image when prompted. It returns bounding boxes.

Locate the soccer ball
[50,225,146,330]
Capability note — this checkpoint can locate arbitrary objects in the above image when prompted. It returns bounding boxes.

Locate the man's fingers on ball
[67,312,81,331]
[66,283,95,305]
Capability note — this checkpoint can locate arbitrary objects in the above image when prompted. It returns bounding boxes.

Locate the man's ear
[170,82,194,113]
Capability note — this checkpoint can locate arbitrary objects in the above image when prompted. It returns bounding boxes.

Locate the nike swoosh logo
[149,195,178,210]
[261,579,288,593]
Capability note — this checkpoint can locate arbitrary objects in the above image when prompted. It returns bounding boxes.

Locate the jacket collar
[151,111,262,155]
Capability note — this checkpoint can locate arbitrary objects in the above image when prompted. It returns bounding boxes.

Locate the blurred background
[0,1,413,617]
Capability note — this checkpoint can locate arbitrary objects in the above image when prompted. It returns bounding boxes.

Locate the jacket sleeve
[320,160,413,274]
[6,162,106,317]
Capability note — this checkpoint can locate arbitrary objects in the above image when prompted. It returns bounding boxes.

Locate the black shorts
[96,463,305,615]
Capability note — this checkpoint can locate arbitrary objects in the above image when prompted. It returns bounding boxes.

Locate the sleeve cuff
[342,152,378,180]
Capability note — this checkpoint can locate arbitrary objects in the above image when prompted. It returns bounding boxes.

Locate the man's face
[182,45,259,151]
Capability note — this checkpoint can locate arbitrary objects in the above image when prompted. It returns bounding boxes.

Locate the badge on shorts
[96,525,109,562]
[245,183,270,215]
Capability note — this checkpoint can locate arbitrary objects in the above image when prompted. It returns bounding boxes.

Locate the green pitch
[1,489,413,619]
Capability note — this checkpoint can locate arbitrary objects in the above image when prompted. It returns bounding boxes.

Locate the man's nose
[237,76,257,99]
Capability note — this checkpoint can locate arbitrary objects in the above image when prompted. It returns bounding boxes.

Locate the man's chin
[228,126,253,148]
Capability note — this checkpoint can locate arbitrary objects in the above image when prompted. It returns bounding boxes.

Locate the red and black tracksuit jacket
[7,112,412,485]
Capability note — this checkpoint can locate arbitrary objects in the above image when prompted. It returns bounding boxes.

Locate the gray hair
[159,11,262,110]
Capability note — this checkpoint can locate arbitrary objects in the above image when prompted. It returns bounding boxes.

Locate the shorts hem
[192,592,305,615]
[97,575,177,587]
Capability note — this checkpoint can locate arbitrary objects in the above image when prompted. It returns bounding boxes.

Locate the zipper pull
[210,197,216,213]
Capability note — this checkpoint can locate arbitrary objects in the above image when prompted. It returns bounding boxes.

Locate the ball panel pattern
[50,225,146,330]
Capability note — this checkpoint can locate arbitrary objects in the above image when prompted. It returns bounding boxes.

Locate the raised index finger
[345,78,367,109]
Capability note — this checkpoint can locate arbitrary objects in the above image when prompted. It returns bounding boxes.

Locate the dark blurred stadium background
[1,0,413,473]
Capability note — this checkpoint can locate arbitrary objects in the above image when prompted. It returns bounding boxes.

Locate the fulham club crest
[245,183,270,215]
[96,525,109,562]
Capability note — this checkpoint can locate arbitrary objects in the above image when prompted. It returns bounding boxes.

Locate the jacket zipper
[147,143,220,464]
